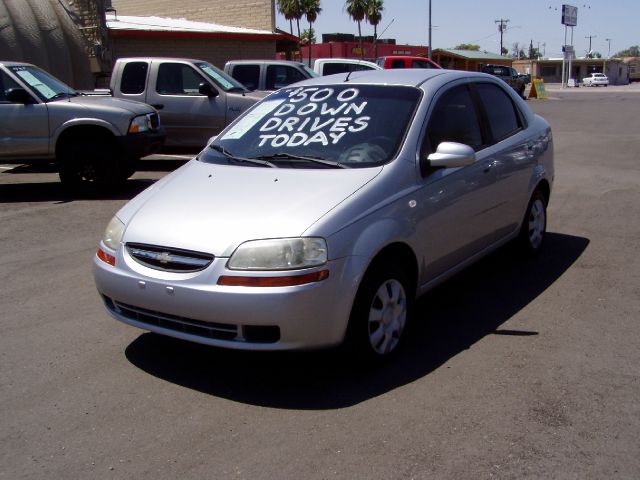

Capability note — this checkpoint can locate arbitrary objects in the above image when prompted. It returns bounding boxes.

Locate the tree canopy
[613,45,640,57]
[454,44,480,51]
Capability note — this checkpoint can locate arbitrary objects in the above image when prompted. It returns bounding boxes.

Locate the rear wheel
[518,189,547,254]
[345,261,412,363]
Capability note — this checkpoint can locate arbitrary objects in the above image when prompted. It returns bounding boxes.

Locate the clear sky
[275,0,638,58]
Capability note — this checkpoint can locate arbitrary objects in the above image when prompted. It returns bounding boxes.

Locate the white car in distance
[582,73,609,87]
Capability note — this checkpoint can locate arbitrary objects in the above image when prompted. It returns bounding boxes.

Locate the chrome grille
[126,243,214,272]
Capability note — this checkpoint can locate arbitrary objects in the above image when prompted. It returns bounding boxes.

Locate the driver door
[0,69,49,159]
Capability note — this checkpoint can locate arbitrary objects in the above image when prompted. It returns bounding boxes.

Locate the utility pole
[428,0,432,60]
[495,19,509,55]
[585,34,597,56]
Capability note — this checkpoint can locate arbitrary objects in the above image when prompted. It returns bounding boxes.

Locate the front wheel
[518,190,547,254]
[58,138,124,191]
[344,261,412,363]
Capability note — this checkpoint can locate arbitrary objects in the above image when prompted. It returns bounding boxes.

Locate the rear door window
[120,62,148,94]
[475,83,522,142]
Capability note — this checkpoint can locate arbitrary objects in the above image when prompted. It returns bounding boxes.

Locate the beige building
[110,0,275,32]
[433,49,512,72]
[513,58,629,85]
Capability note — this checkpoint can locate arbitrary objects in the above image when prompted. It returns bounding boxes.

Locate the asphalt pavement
[1,88,639,479]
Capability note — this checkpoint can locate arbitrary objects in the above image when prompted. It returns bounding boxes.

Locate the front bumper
[93,246,366,351]
[117,128,166,160]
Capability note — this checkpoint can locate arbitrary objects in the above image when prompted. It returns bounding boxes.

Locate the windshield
[199,84,421,169]
[301,64,320,78]
[195,62,248,92]
[8,65,76,101]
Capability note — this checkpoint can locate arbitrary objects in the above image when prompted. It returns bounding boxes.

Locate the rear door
[414,82,506,283]
[0,68,49,159]
[473,81,538,233]
[146,60,226,148]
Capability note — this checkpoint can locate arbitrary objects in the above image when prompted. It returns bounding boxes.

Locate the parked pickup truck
[480,64,527,98]
[224,60,317,92]
[376,56,441,69]
[111,58,266,148]
[0,61,164,189]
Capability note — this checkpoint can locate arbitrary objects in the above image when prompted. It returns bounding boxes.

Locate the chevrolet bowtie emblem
[156,252,172,264]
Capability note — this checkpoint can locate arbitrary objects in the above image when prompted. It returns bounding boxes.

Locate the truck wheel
[58,138,123,191]
[344,260,412,363]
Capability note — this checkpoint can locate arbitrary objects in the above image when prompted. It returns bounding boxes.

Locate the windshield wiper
[209,144,276,168]
[49,92,78,100]
[254,153,347,169]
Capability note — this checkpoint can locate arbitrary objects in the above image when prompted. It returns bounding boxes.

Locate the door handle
[150,104,164,110]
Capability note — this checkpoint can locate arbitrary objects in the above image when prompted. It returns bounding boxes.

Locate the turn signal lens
[97,248,116,266]
[218,270,329,287]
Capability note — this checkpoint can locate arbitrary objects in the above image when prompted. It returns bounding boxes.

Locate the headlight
[228,238,327,271]
[128,114,151,133]
[102,216,125,251]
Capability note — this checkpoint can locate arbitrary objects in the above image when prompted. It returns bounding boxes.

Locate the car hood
[60,95,155,115]
[119,160,382,257]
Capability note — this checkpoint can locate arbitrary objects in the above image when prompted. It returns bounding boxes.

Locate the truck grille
[126,243,214,272]
[149,112,160,130]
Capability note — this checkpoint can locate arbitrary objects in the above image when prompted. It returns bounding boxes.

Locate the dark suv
[481,64,526,98]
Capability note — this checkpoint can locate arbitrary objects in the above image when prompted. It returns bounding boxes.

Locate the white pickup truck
[110,58,266,148]
[0,61,165,190]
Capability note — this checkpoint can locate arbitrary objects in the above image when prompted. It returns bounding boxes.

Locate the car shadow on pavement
[0,179,157,203]
[0,159,190,203]
[124,232,589,410]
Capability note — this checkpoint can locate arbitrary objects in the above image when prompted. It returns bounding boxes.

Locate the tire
[344,261,412,363]
[519,85,526,99]
[58,137,124,191]
[518,189,547,255]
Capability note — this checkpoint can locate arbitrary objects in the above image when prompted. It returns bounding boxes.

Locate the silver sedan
[94,68,554,363]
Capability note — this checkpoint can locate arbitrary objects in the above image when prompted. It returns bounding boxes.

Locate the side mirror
[6,88,33,104]
[426,142,476,168]
[198,82,219,98]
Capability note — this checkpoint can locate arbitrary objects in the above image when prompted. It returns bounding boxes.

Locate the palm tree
[277,0,296,35]
[366,0,384,59]
[302,0,322,67]
[345,0,367,58]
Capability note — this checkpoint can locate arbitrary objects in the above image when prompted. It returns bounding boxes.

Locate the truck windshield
[8,65,77,101]
[301,64,320,78]
[195,62,249,92]
[199,84,421,169]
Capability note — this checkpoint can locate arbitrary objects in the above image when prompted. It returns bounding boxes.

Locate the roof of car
[291,68,481,88]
